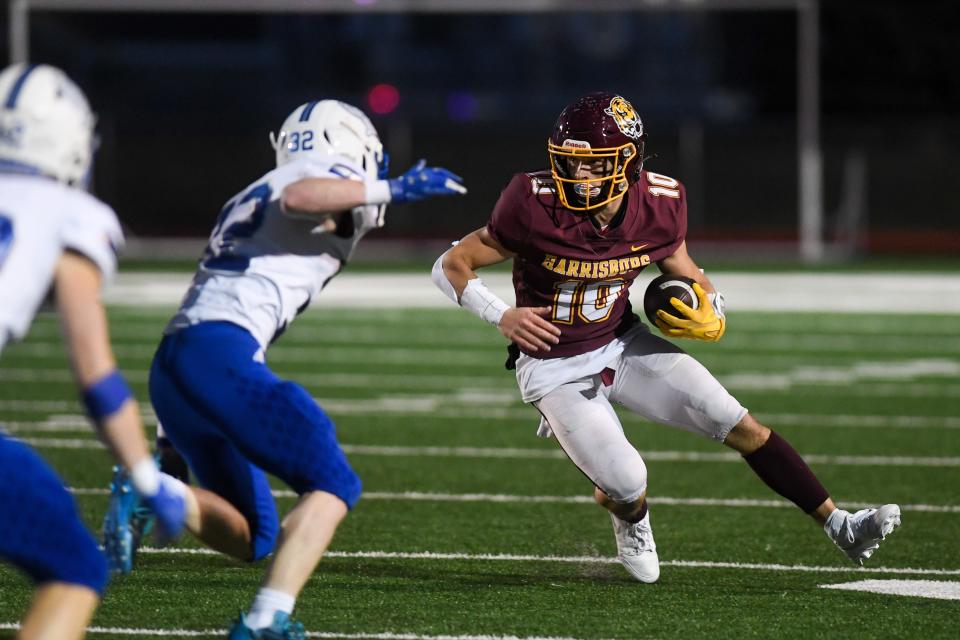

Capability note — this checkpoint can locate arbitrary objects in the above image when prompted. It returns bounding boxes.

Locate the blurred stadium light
[367,82,401,115]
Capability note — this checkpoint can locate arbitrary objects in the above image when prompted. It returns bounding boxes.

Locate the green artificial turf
[1,306,958,639]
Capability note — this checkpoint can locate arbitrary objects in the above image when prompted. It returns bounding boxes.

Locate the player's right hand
[498,306,561,353]
[388,159,467,204]
[143,474,187,543]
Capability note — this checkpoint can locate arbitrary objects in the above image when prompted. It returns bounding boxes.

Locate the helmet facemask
[548,139,641,211]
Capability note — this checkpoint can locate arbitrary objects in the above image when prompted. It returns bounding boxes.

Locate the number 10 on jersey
[552,279,625,325]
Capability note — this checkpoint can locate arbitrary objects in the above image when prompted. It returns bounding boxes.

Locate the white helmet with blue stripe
[269,100,384,180]
[0,63,96,187]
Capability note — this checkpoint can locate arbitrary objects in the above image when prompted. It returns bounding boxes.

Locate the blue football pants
[0,434,108,594]
[149,321,361,561]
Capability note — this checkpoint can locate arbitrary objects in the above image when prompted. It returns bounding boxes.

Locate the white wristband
[707,291,726,318]
[130,457,160,497]
[364,179,392,205]
[699,268,726,318]
[460,278,511,327]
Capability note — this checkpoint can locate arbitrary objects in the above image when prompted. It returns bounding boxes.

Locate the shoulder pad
[525,171,556,196]
[641,171,684,201]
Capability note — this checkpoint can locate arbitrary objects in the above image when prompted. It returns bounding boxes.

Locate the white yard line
[0,624,590,640]
[818,579,960,601]
[14,436,960,467]
[3,366,960,402]
[16,437,107,449]
[0,625,225,638]
[341,445,960,468]
[3,367,960,402]
[100,271,960,313]
[0,368,515,391]
[721,359,960,390]
[66,487,960,514]
[4,402,960,430]
[21,319,960,345]
[3,362,960,398]
[10,340,960,364]
[10,333,960,355]
[768,413,960,429]
[24,323,501,346]
[132,547,960,577]
[15,437,960,466]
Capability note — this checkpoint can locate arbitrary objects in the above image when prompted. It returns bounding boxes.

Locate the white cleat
[610,511,660,583]
[825,504,901,566]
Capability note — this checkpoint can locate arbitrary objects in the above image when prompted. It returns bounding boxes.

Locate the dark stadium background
[5,0,959,255]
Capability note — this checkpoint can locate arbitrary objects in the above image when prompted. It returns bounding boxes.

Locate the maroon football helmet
[548,92,647,211]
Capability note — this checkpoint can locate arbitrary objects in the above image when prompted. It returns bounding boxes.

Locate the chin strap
[637,152,658,175]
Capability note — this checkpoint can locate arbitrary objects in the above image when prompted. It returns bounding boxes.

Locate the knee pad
[671,356,747,440]
[598,449,648,503]
[337,465,363,509]
[12,512,108,594]
[299,455,363,511]
[250,515,280,562]
[279,383,363,509]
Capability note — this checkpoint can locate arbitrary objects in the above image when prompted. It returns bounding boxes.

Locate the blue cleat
[102,465,186,573]
[102,465,137,574]
[227,611,305,640]
[130,500,155,548]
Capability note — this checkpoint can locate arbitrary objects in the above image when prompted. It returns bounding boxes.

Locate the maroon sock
[630,498,649,523]
[743,431,829,513]
[622,498,648,523]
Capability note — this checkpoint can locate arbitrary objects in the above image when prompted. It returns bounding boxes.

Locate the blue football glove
[378,152,391,180]
[142,475,187,543]
[388,159,467,204]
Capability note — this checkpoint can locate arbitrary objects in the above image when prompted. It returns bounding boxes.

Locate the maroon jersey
[487,169,687,359]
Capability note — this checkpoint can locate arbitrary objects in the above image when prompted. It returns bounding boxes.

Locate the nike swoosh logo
[631,244,649,252]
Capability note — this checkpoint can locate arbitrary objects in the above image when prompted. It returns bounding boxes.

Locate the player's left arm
[657,240,717,292]
[55,250,187,541]
[654,241,727,342]
[281,160,466,217]
[281,177,368,217]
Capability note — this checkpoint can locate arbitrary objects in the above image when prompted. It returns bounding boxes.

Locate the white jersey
[167,157,385,349]
[0,173,123,355]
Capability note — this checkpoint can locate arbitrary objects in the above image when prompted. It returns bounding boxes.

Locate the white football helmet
[270,100,384,180]
[0,63,96,187]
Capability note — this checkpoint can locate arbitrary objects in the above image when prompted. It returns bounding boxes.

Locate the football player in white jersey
[135,99,466,639]
[0,63,186,640]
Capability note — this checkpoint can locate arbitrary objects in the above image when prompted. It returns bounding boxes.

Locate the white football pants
[533,331,747,503]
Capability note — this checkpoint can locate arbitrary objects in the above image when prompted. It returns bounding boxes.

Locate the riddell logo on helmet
[604,96,644,140]
[563,139,591,149]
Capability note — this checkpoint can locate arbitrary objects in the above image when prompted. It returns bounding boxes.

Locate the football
[643,274,698,326]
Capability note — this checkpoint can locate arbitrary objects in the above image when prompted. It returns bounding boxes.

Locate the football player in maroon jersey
[432,92,900,582]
